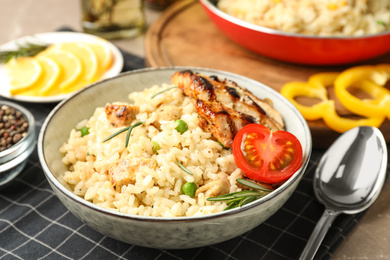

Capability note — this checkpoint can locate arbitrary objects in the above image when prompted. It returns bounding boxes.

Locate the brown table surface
[1,0,390,259]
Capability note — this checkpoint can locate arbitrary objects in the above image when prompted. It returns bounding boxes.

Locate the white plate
[0,32,124,103]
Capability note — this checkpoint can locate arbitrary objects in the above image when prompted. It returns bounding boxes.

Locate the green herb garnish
[177,160,193,175]
[0,41,49,64]
[103,121,143,147]
[236,178,272,192]
[377,20,387,27]
[207,178,272,210]
[217,140,228,150]
[102,126,129,142]
[150,86,178,99]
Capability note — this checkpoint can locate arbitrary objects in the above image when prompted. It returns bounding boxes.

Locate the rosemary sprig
[377,20,387,28]
[177,160,193,175]
[207,178,272,210]
[0,41,49,64]
[125,121,143,147]
[103,121,143,147]
[216,140,228,150]
[150,86,178,99]
[236,178,272,192]
[103,126,130,142]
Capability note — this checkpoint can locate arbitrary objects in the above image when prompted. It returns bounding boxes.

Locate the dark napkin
[0,30,382,260]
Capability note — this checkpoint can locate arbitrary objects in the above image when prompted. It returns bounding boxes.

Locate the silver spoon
[299,126,388,260]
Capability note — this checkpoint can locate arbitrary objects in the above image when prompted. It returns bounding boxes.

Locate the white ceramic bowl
[38,67,312,249]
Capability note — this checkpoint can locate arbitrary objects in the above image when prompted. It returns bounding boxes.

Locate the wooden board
[144,0,390,149]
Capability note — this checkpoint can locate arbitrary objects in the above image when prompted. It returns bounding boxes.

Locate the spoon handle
[299,209,340,260]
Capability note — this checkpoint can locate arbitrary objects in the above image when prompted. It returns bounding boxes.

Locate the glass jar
[144,0,180,10]
[80,0,145,39]
[0,101,36,187]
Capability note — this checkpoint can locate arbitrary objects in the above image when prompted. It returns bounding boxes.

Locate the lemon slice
[39,48,83,91]
[54,41,99,85]
[35,56,61,96]
[4,40,112,97]
[6,57,43,95]
[87,39,113,75]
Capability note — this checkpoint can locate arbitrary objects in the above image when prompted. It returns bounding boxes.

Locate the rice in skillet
[217,0,390,36]
[59,84,244,217]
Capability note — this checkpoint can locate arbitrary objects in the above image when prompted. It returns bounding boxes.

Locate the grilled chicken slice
[171,70,284,148]
[195,99,257,148]
[105,104,139,127]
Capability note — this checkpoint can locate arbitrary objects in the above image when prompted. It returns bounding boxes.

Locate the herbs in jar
[80,0,145,39]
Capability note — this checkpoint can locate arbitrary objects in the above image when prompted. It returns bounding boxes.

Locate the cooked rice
[217,0,390,36]
[59,84,246,217]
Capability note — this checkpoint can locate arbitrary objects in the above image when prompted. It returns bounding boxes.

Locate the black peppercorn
[0,105,29,152]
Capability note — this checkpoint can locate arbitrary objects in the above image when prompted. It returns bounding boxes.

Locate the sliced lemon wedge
[87,39,113,76]
[35,56,62,96]
[6,57,43,95]
[5,39,115,97]
[39,48,83,92]
[54,41,99,85]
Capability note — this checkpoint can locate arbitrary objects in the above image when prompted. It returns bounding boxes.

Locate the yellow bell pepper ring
[280,71,386,133]
[322,100,385,133]
[280,81,328,120]
[308,72,339,89]
[334,65,390,118]
[280,72,338,120]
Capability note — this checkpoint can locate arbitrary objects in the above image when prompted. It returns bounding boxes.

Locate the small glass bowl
[0,101,36,186]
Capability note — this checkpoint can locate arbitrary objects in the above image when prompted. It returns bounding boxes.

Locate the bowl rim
[38,66,312,222]
[199,0,390,40]
[0,100,36,161]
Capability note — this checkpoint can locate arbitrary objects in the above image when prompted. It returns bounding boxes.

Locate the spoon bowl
[315,126,387,213]
[300,126,387,259]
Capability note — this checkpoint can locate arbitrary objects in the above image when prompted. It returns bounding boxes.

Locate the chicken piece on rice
[105,104,140,127]
[152,105,182,128]
[196,172,230,198]
[109,157,158,191]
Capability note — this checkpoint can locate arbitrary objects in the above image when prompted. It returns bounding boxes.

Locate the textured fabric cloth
[0,42,380,260]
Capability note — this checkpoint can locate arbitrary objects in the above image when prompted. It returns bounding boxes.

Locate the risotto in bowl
[38,67,311,249]
[200,0,390,65]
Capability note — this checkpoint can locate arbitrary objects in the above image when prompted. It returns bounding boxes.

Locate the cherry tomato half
[232,124,303,184]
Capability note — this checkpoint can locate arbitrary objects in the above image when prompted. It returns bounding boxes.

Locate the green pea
[80,126,90,137]
[182,182,197,197]
[175,119,188,134]
[152,141,160,154]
